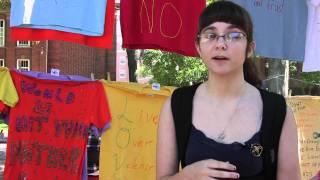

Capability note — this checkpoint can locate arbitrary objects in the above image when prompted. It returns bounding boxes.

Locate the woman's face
[196,22,254,76]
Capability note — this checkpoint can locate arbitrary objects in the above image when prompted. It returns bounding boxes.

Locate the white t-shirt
[303,0,320,72]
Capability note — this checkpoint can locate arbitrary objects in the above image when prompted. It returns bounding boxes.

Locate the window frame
[17,41,31,47]
[0,59,4,67]
[16,59,30,71]
[0,19,5,47]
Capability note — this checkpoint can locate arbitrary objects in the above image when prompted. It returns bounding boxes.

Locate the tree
[207,0,214,4]
[137,50,207,87]
[126,49,138,82]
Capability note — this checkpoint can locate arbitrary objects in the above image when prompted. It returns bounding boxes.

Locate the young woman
[156,1,300,180]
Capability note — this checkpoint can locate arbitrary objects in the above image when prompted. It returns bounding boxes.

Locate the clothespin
[90,73,95,81]
[288,89,292,97]
[107,72,111,81]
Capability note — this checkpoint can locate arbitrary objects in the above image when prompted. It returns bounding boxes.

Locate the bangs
[198,1,253,42]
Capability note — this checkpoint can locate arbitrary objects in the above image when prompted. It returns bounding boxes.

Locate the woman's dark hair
[196,0,261,88]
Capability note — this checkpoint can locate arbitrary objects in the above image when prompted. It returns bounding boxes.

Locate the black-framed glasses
[198,32,247,44]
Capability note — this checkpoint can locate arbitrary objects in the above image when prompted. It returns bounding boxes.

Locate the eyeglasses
[198,32,247,44]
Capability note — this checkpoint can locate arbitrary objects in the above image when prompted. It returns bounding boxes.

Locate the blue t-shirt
[231,0,308,61]
[10,0,108,36]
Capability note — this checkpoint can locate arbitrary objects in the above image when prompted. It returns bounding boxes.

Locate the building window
[0,19,5,47]
[17,59,30,71]
[17,41,31,47]
[0,59,4,67]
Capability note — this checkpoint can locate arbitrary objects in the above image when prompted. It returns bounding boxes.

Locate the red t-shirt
[10,0,115,49]
[4,70,111,180]
[120,0,205,56]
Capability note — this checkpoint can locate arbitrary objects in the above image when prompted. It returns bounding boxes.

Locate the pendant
[218,132,226,140]
[250,144,263,157]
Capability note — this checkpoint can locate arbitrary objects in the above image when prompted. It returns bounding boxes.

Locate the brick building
[0,10,116,80]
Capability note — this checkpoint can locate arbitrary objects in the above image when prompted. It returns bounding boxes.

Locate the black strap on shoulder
[259,89,287,179]
[171,84,200,168]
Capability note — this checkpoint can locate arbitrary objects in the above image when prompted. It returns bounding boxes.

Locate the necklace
[206,82,247,141]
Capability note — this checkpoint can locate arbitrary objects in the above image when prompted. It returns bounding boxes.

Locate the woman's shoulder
[255,87,287,120]
[256,88,286,103]
[172,83,202,97]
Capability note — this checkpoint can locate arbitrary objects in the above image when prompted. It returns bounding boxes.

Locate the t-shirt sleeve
[0,69,19,107]
[89,81,111,129]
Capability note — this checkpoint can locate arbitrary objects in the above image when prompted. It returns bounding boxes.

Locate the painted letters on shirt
[4,70,111,180]
[231,0,308,61]
[99,81,175,180]
[120,0,205,57]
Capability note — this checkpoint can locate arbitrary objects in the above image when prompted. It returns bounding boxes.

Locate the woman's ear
[195,42,201,55]
[247,41,256,58]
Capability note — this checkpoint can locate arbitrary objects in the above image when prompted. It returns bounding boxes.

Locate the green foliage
[137,50,208,87]
[207,0,215,5]
[290,62,320,85]
[0,0,10,9]
[299,72,320,84]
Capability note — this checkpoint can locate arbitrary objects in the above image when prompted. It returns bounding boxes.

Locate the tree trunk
[126,49,137,82]
[265,59,288,96]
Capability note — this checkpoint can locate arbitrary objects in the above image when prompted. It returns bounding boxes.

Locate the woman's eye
[228,32,243,40]
[206,33,217,39]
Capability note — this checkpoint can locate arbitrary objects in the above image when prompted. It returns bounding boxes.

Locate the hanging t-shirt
[303,0,320,72]
[0,102,5,113]
[4,70,111,180]
[20,70,92,82]
[231,0,308,61]
[10,0,115,49]
[120,0,206,57]
[16,70,102,180]
[99,81,175,179]
[0,67,19,108]
[10,0,107,36]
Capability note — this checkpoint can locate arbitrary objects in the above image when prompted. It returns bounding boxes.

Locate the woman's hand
[180,159,240,180]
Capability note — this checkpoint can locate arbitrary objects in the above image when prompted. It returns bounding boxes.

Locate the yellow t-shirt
[0,67,19,107]
[99,80,175,180]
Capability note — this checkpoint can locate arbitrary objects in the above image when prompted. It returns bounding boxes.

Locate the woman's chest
[192,94,263,144]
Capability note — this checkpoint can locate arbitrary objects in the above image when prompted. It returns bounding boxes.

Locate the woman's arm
[277,106,301,180]
[156,97,180,180]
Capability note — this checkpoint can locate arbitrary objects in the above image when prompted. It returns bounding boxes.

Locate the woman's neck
[205,73,247,101]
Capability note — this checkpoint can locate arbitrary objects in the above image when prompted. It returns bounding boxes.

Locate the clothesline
[263,74,320,87]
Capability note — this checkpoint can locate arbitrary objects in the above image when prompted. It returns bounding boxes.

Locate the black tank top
[185,125,263,179]
[171,83,287,179]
